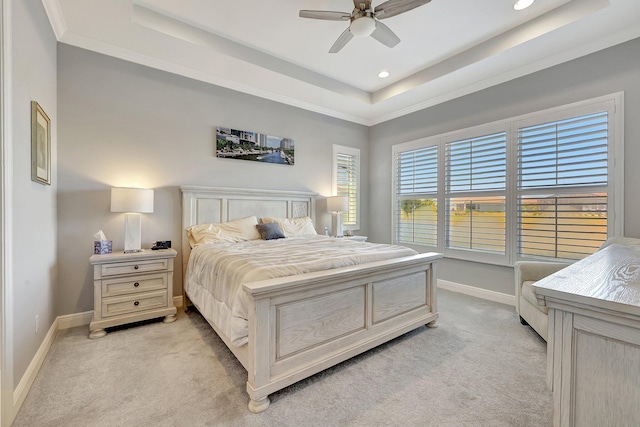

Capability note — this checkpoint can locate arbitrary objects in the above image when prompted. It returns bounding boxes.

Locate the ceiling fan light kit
[351,16,376,37]
[300,0,432,53]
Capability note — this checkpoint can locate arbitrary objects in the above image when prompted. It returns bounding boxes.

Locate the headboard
[181,185,318,274]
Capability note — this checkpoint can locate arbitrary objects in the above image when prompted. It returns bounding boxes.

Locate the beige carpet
[13,290,552,426]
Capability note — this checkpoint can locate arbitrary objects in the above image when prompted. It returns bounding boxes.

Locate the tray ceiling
[44,0,640,125]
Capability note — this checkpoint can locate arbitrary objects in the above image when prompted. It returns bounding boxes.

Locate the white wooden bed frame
[181,186,442,413]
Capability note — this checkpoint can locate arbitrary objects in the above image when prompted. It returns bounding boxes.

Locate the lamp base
[124,213,142,252]
[332,212,344,237]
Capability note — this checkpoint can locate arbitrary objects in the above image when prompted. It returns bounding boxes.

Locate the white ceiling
[43,0,640,125]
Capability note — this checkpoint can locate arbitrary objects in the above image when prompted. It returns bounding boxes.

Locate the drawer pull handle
[134,301,140,306]
[134,265,139,270]
[133,282,140,287]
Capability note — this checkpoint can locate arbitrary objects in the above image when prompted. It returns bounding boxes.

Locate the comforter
[184,235,417,346]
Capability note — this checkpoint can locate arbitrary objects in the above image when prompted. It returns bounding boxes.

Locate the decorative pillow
[187,216,260,247]
[260,216,317,237]
[256,222,286,240]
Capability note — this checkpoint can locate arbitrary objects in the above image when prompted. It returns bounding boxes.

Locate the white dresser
[533,244,640,426]
[89,249,177,339]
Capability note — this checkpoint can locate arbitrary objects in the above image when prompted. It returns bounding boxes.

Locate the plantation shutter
[445,132,506,254]
[445,133,507,192]
[395,146,438,246]
[517,112,608,260]
[336,152,358,226]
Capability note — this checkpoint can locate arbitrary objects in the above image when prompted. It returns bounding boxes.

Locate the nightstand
[340,235,368,242]
[89,249,177,339]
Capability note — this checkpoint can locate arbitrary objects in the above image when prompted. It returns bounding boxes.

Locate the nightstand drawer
[102,273,168,298]
[101,290,168,318]
[101,258,169,277]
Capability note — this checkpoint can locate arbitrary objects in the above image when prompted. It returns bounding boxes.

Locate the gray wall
[55,35,640,310]
[57,45,370,316]
[11,0,57,385]
[369,37,640,295]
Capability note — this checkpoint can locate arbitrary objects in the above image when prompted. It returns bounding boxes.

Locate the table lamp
[327,196,349,237]
[111,187,154,253]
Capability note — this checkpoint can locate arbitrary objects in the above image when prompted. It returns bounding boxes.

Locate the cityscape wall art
[216,127,294,166]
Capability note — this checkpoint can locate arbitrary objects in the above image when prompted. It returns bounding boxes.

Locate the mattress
[184,235,417,346]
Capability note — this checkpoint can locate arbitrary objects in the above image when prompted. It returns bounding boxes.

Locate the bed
[181,186,442,413]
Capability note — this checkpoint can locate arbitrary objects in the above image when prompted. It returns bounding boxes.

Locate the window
[392,93,623,264]
[333,145,360,230]
[396,145,438,246]
[445,132,507,255]
[516,112,610,260]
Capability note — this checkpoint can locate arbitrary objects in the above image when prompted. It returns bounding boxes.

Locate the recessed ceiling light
[378,70,390,78]
[513,0,534,10]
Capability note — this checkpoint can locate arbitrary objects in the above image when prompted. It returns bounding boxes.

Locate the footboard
[242,252,442,412]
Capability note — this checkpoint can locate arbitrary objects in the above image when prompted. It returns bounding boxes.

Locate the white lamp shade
[327,196,349,213]
[111,188,154,213]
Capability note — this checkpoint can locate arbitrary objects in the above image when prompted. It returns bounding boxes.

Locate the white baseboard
[437,279,515,306]
[12,317,59,420]
[57,310,93,330]
[173,295,183,308]
[10,295,185,422]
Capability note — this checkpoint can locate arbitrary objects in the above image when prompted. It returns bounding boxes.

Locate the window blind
[445,197,506,253]
[395,146,438,246]
[391,94,620,265]
[445,133,506,254]
[518,112,608,189]
[397,146,438,195]
[517,112,609,260]
[336,152,358,225]
[446,133,507,192]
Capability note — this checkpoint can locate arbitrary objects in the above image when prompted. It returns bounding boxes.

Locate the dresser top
[533,244,640,315]
[90,248,177,265]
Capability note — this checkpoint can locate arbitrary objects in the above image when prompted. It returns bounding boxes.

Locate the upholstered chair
[514,261,569,340]
[514,236,640,341]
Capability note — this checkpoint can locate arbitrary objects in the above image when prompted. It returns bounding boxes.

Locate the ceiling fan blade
[329,27,354,53]
[370,21,400,48]
[299,10,351,21]
[374,0,431,19]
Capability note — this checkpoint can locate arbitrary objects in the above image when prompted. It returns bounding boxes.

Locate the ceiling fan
[299,0,432,53]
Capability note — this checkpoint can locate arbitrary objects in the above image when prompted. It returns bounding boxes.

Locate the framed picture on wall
[31,101,51,185]
[216,127,295,166]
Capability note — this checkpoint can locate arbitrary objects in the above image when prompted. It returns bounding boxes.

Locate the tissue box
[94,240,112,254]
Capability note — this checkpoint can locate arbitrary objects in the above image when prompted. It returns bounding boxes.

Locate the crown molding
[40,0,640,127]
[42,0,67,40]
[58,30,374,126]
[369,27,640,126]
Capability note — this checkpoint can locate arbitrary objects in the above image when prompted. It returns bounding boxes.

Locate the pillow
[187,216,260,247]
[256,222,285,240]
[260,216,317,237]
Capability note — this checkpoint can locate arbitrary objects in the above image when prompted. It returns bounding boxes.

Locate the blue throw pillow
[256,223,285,240]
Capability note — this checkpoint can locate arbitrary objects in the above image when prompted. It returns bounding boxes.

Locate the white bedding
[184,235,418,346]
